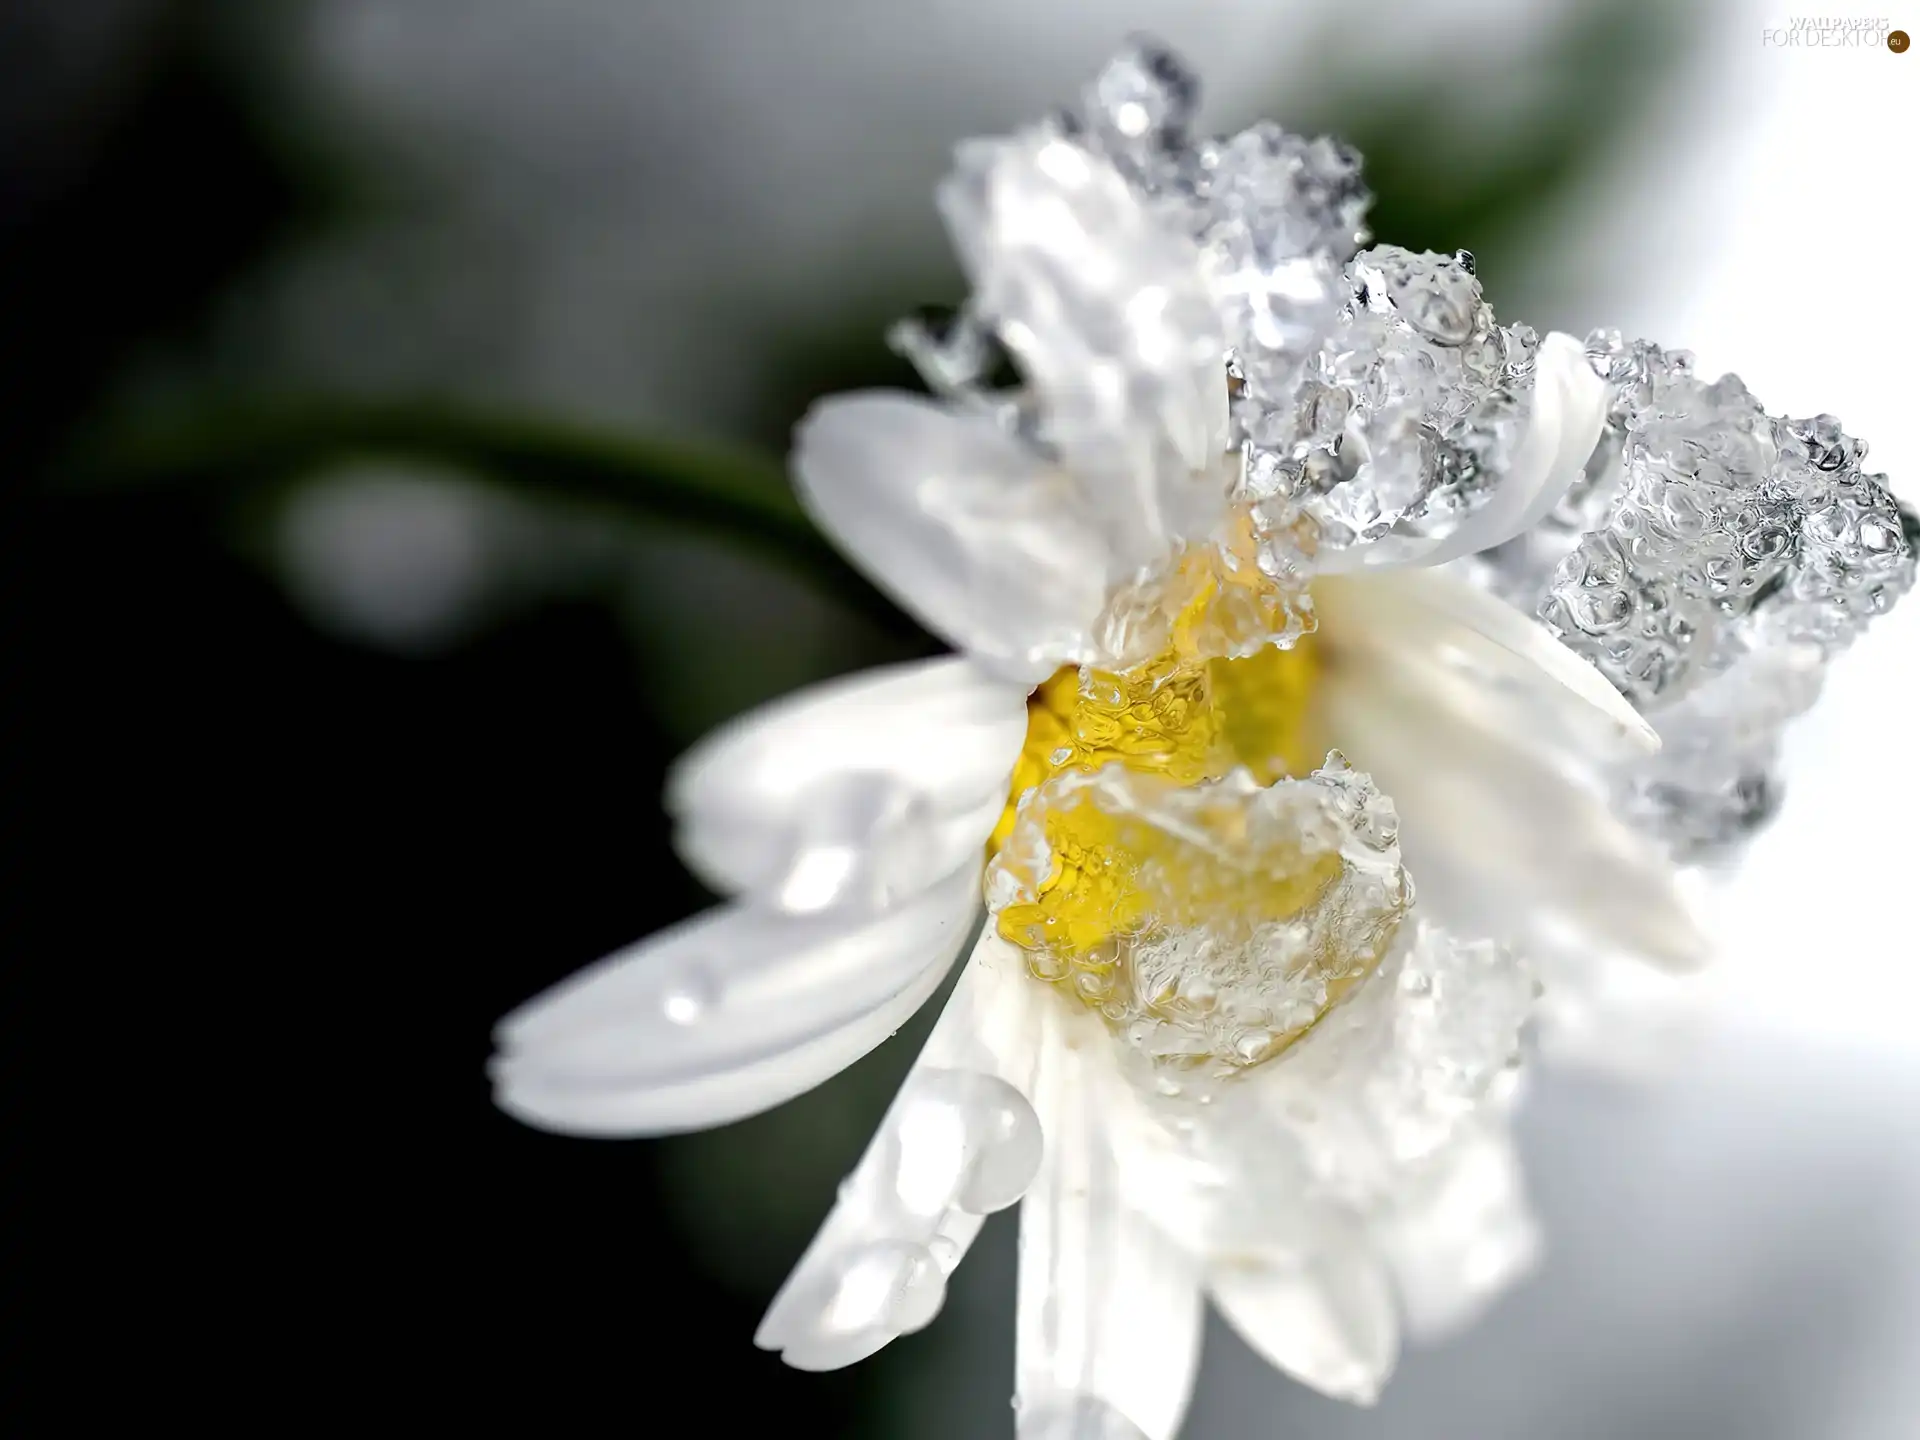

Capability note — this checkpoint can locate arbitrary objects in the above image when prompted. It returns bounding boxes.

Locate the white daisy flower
[491,37,1911,1437]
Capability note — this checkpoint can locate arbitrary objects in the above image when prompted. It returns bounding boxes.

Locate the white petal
[668,657,1029,912]
[939,132,1228,557]
[1319,647,1711,976]
[494,947,953,1137]
[491,864,980,1136]
[1252,923,1535,1202]
[1016,1008,1205,1440]
[1496,331,1612,541]
[1325,332,1608,573]
[1208,1231,1399,1406]
[756,932,1049,1369]
[1376,1122,1539,1340]
[1527,942,1708,1076]
[1315,566,1659,754]
[1014,1396,1159,1440]
[793,392,1110,681]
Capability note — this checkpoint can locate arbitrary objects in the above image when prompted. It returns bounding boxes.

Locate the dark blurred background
[19,2,1918,1433]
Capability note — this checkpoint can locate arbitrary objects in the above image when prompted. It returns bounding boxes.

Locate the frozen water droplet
[659,966,717,1025]
[1234,1028,1275,1063]
[822,1241,944,1338]
[891,1251,948,1335]
[887,1069,1043,1217]
[768,771,938,913]
[1087,36,1199,144]
[953,1075,1044,1214]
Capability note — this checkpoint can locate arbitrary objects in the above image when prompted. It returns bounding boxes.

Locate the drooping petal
[1319,645,1710,978]
[494,950,953,1138]
[491,864,981,1136]
[939,131,1230,560]
[1207,1228,1399,1406]
[1016,1002,1205,1440]
[793,392,1111,681]
[756,932,1049,1370]
[1375,1121,1539,1340]
[1315,565,1659,755]
[668,657,1029,913]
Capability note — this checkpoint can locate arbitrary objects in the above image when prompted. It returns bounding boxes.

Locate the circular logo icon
[1891,28,1911,51]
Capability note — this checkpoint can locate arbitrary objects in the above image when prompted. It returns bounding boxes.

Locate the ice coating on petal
[1534,340,1915,703]
[1194,124,1370,423]
[1077,41,1373,433]
[1087,502,1317,671]
[988,755,1410,1075]
[1339,330,1610,572]
[1609,645,1821,862]
[1256,920,1534,1200]
[757,933,1048,1368]
[1754,417,1915,653]
[937,129,1229,560]
[793,392,1112,681]
[1537,340,1784,704]
[1478,330,1916,857]
[1093,922,1534,1404]
[876,38,1628,609]
[1242,247,1542,573]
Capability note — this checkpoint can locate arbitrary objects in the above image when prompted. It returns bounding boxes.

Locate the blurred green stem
[60,400,922,640]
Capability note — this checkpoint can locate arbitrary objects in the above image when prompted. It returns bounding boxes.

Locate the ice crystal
[987,755,1410,1075]
[1508,332,1916,856]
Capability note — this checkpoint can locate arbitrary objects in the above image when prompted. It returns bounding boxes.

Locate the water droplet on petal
[822,1241,945,1338]
[956,1085,1044,1214]
[659,965,718,1025]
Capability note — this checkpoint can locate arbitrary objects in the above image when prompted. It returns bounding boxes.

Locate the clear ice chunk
[1250,247,1540,566]
[1084,35,1200,151]
[1194,123,1370,424]
[987,754,1411,1076]
[1510,330,1914,857]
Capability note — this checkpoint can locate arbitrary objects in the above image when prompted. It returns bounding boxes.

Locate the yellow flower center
[988,638,1323,853]
[987,515,1324,855]
[984,525,1410,1073]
